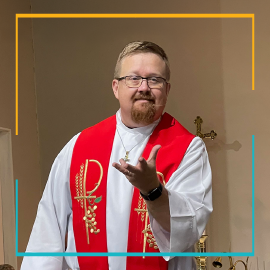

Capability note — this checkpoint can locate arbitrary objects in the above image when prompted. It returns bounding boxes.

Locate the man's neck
[121,118,154,129]
[120,111,162,129]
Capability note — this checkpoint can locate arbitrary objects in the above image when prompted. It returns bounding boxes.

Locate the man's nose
[138,79,150,91]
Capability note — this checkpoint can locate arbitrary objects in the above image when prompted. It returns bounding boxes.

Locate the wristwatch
[140,182,163,201]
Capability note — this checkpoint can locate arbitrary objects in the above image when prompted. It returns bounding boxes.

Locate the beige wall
[1,0,269,269]
[0,0,41,268]
[218,1,270,268]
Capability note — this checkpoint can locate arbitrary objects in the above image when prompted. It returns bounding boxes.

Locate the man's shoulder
[83,114,116,133]
[161,112,194,137]
[74,114,117,145]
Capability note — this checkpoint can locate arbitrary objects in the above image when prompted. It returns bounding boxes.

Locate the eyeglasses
[116,75,167,89]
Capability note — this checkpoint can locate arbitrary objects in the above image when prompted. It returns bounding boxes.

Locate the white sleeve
[149,137,213,260]
[20,134,80,270]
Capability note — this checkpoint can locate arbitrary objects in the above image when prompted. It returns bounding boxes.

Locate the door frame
[0,128,17,268]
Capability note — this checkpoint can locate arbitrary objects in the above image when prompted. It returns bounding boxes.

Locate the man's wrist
[140,181,160,196]
[140,182,163,201]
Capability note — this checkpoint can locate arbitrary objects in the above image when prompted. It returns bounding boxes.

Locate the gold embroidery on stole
[74,159,103,244]
[134,171,166,257]
[75,164,84,209]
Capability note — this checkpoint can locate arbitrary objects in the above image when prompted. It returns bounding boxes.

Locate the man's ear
[112,79,119,100]
[166,82,171,96]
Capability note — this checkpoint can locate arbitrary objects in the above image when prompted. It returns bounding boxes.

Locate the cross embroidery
[134,208,158,258]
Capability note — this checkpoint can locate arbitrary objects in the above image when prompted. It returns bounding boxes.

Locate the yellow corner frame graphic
[15,13,255,135]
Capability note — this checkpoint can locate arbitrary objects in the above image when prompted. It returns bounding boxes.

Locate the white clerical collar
[116,109,162,135]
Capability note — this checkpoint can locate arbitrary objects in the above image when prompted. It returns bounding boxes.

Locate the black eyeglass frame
[116,75,168,88]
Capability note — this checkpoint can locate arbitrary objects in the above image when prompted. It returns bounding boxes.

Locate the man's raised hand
[112,145,161,194]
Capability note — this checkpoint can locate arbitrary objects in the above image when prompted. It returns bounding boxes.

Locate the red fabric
[70,113,195,270]
[126,113,195,270]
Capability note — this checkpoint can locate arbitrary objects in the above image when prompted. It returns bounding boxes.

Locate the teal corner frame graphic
[16,135,255,257]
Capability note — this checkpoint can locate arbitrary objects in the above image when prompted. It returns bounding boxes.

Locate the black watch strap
[140,182,163,201]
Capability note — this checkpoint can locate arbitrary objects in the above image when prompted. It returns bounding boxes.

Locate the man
[21,41,212,270]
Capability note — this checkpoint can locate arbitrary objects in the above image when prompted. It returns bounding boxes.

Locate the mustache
[134,95,155,102]
[134,95,166,107]
[133,95,166,107]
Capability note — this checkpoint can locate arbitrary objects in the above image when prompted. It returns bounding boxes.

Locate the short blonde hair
[114,41,170,81]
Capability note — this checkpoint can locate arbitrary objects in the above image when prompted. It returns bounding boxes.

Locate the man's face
[112,52,170,126]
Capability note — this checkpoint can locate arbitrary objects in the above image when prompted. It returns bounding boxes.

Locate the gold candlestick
[212,256,249,270]
[195,233,208,270]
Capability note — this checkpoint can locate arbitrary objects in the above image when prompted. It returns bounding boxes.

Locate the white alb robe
[21,110,212,270]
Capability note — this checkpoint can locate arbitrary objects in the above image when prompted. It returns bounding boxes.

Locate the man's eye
[129,76,140,81]
[149,77,158,83]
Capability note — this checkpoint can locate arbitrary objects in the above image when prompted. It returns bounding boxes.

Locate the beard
[131,95,156,125]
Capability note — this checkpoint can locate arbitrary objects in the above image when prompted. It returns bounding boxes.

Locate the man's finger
[113,162,134,177]
[138,156,148,169]
[119,159,137,173]
[147,145,161,163]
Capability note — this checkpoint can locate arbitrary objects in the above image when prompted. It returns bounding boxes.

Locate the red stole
[70,112,195,270]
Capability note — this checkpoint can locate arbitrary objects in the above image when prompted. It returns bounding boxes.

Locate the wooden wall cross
[194,116,217,140]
